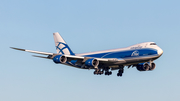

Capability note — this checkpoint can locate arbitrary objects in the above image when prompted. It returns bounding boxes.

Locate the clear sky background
[0,0,180,101]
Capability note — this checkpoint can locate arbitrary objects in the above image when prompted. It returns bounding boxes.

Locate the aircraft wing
[11,47,126,64]
[10,47,55,55]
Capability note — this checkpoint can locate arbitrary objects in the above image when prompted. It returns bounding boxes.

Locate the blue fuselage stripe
[82,48,158,59]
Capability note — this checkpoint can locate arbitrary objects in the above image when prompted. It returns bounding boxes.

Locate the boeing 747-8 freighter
[11,32,163,77]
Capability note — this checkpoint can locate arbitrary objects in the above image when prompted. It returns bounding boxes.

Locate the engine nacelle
[149,62,156,70]
[136,63,150,71]
[136,62,156,71]
[53,55,67,63]
[85,58,99,67]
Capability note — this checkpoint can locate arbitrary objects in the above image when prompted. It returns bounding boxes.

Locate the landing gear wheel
[119,69,124,73]
[105,71,112,76]
[109,71,112,75]
[98,71,101,75]
[94,71,96,75]
[94,68,104,75]
[117,73,123,77]
[104,67,112,76]
[117,66,124,77]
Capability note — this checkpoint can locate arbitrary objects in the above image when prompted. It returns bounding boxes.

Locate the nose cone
[158,48,163,56]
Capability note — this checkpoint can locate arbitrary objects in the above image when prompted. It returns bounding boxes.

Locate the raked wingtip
[10,47,25,51]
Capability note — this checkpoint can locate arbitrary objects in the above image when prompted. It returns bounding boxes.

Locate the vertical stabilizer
[53,32,75,55]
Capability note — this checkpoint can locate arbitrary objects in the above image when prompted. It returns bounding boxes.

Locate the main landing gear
[104,67,112,76]
[93,67,112,76]
[117,66,124,77]
[94,69,103,75]
[93,66,124,77]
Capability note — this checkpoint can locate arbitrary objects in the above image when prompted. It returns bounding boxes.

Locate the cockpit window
[150,43,157,45]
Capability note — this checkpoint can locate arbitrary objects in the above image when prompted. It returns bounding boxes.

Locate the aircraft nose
[158,48,163,55]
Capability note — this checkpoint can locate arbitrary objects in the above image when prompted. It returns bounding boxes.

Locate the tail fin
[53,32,75,55]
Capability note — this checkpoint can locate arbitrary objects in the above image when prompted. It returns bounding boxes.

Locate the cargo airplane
[11,32,163,77]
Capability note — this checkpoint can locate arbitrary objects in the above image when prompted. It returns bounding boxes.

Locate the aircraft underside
[57,54,161,77]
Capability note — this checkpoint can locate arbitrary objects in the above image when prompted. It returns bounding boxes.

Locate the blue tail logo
[56,42,75,55]
[53,32,75,55]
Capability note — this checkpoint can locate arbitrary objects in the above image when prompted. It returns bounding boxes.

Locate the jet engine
[149,62,156,70]
[53,55,67,63]
[136,63,149,71]
[136,62,156,71]
[85,58,99,67]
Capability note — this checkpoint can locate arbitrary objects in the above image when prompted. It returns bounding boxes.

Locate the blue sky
[0,0,180,101]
